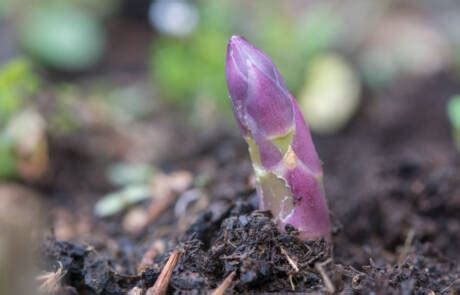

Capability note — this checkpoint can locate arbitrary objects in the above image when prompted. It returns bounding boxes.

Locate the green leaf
[447,95,460,129]
[0,58,40,125]
[107,162,154,187]
[0,134,17,179]
[94,185,152,218]
[19,5,104,71]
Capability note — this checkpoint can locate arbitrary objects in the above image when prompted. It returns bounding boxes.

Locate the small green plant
[0,58,43,180]
[0,58,40,126]
[0,134,16,178]
[19,4,104,71]
[151,30,228,109]
[447,95,460,150]
[150,1,340,114]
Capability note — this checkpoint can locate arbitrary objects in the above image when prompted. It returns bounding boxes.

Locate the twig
[220,253,248,260]
[141,193,177,231]
[440,278,460,293]
[288,274,295,291]
[280,247,299,272]
[127,286,144,295]
[349,265,366,276]
[138,241,165,272]
[36,261,66,293]
[128,171,193,233]
[146,249,181,295]
[124,193,178,234]
[212,271,236,295]
[315,258,335,294]
[398,228,415,265]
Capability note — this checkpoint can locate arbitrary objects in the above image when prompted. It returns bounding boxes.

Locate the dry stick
[315,258,335,294]
[440,278,460,293]
[127,286,144,295]
[147,193,176,222]
[288,274,295,292]
[138,241,165,272]
[136,193,177,233]
[146,249,181,295]
[141,171,193,232]
[280,247,299,291]
[212,271,236,295]
[36,261,66,293]
[397,228,415,265]
[280,247,299,272]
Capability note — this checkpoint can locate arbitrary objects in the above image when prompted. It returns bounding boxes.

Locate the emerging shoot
[225,35,331,240]
[447,95,460,151]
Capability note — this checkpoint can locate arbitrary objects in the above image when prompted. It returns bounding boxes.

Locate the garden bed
[38,74,460,293]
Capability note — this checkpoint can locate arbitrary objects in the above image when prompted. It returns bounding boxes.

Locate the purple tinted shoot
[225,36,331,240]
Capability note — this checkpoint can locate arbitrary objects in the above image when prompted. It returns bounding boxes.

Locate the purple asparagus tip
[225,35,331,240]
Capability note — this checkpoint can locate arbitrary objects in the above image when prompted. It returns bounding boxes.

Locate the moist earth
[40,75,460,294]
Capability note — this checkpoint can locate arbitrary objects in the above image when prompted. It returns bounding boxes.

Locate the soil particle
[42,238,142,294]
[175,209,332,293]
[343,242,459,294]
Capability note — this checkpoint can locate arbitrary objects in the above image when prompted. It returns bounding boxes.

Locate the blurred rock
[0,184,44,295]
[0,58,40,126]
[107,162,154,187]
[149,0,198,37]
[19,5,105,71]
[94,185,151,218]
[447,95,460,150]
[299,54,361,134]
[359,13,452,88]
[5,108,49,181]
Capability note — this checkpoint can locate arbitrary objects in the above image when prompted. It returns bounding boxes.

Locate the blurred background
[1,0,460,293]
[1,0,460,181]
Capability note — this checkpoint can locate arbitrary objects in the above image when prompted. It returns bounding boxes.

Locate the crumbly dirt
[36,66,460,293]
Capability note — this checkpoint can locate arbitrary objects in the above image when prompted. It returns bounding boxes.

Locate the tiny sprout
[447,95,460,151]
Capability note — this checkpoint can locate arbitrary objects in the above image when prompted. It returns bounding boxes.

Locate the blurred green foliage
[447,95,460,129]
[106,83,158,123]
[47,84,83,134]
[0,0,7,18]
[94,185,152,217]
[0,58,40,179]
[150,1,340,113]
[259,5,341,94]
[299,54,361,134]
[151,30,228,108]
[2,0,119,71]
[47,81,158,135]
[0,58,40,126]
[107,162,155,187]
[0,134,17,179]
[0,0,18,18]
[45,0,120,18]
[19,4,104,71]
[1,0,118,18]
[447,95,460,151]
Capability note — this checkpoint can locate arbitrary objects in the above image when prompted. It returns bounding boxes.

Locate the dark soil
[37,73,460,294]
